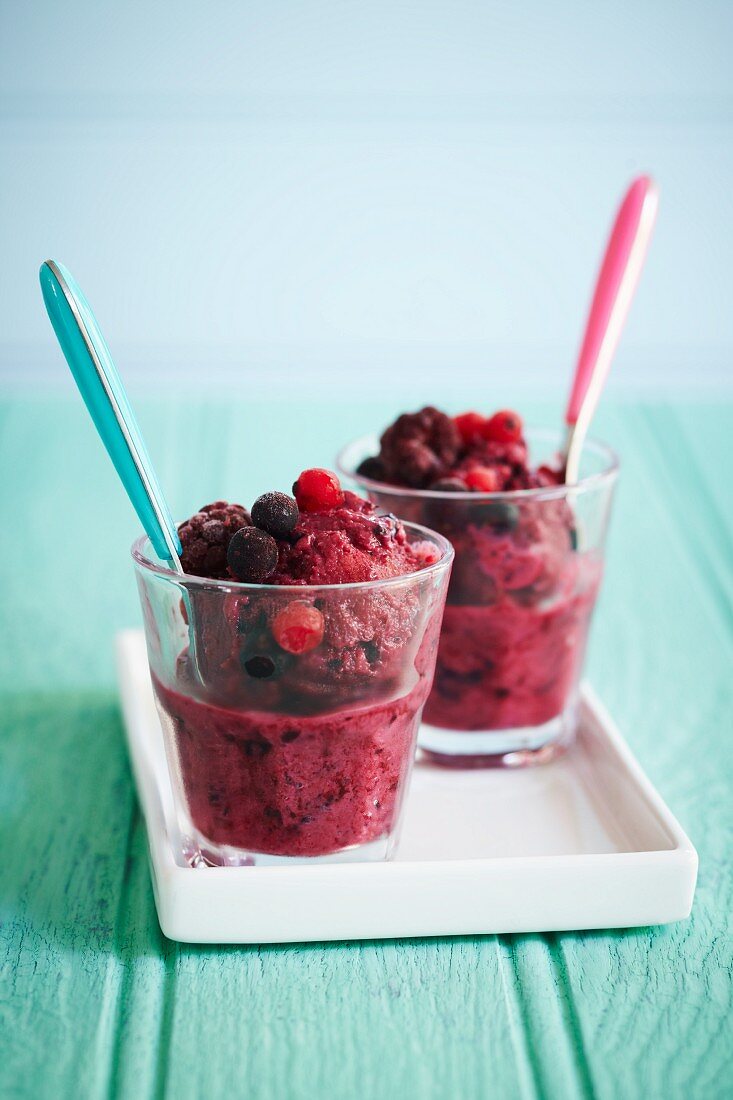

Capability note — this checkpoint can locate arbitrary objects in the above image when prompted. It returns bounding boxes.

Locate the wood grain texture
[1,396,732,1100]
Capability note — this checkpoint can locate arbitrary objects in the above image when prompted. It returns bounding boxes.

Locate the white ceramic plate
[116,630,697,944]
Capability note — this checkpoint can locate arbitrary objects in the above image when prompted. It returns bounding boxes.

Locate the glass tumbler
[339,429,618,766]
[133,523,452,866]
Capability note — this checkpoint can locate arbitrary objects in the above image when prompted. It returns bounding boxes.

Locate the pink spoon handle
[566,175,659,428]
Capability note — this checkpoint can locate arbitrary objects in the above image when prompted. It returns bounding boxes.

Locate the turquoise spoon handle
[39,260,182,566]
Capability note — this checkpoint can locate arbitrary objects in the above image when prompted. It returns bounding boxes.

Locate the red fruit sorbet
[354,408,601,735]
[152,471,448,860]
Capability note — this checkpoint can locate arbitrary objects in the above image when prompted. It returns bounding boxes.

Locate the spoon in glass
[39,260,202,674]
[562,175,659,484]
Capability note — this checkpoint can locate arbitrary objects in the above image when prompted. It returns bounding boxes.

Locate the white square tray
[116,630,697,944]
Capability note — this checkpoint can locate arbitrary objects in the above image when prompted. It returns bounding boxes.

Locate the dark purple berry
[471,501,519,532]
[251,491,299,537]
[227,527,278,582]
[356,456,386,481]
[178,502,251,578]
[242,654,276,678]
[378,407,461,488]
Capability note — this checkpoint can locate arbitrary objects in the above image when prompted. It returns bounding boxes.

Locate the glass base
[418,705,576,768]
[180,831,393,868]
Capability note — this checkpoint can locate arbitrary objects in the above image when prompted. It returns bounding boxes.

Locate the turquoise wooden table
[1,393,732,1099]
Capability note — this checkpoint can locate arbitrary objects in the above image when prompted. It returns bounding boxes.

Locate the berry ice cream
[351,408,604,743]
[145,469,451,861]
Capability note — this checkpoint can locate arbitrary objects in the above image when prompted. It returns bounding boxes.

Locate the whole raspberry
[379,407,460,488]
[178,501,251,578]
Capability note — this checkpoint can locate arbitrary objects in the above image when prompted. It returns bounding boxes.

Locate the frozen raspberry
[272,602,325,654]
[465,466,501,492]
[379,407,461,488]
[453,411,486,445]
[251,491,299,537]
[227,527,279,582]
[292,468,344,513]
[483,410,523,444]
[178,501,251,578]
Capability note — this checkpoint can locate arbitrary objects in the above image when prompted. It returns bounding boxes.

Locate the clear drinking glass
[338,429,618,766]
[133,523,453,865]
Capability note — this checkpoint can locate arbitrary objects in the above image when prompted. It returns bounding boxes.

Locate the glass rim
[132,518,454,594]
[337,427,619,502]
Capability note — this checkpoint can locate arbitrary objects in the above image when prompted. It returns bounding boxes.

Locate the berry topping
[453,411,486,445]
[293,468,344,513]
[465,466,501,492]
[227,527,279,583]
[251,491,299,537]
[483,410,523,444]
[178,502,251,578]
[429,477,468,492]
[379,407,461,488]
[272,602,325,654]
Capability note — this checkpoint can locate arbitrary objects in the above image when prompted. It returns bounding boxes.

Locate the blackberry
[178,501,251,578]
[378,407,461,488]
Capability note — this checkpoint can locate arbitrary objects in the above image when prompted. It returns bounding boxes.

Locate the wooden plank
[0,694,153,1097]
[546,402,733,1100]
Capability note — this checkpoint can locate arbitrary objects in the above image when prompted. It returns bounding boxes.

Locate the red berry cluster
[454,409,523,446]
[362,406,533,493]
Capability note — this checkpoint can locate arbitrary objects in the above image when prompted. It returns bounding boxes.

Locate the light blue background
[1,1,731,400]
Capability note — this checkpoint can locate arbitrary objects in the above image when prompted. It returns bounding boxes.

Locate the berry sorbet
[342,410,617,761]
[134,470,452,862]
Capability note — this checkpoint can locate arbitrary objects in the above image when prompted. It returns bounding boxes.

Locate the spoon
[39,260,183,567]
[39,261,204,680]
[563,175,659,484]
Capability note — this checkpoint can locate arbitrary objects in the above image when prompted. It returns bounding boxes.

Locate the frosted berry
[227,527,279,582]
[251,491,299,537]
[465,466,501,492]
[378,407,461,488]
[483,410,523,444]
[292,468,344,512]
[178,501,251,578]
[272,602,325,654]
[453,411,486,445]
